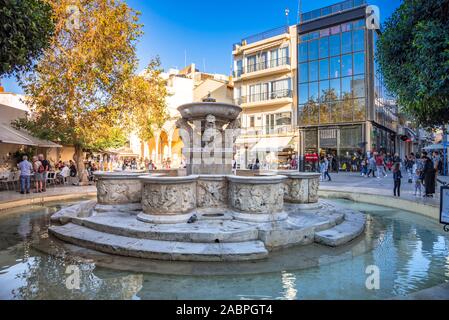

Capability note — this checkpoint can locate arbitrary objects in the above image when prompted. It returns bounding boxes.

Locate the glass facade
[298,19,367,126]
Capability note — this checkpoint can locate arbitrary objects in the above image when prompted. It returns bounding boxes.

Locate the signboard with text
[440,186,449,225]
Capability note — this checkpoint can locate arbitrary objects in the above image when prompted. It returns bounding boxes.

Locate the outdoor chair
[46,172,57,186]
[0,172,16,191]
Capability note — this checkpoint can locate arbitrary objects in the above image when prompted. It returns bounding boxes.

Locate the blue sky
[1,0,401,93]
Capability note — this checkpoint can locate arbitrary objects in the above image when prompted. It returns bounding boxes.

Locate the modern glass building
[296,0,398,170]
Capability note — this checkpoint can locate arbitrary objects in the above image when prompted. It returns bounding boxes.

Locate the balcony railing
[300,0,366,24]
[239,125,296,137]
[246,57,290,74]
[235,89,292,105]
[233,26,289,50]
[233,57,290,78]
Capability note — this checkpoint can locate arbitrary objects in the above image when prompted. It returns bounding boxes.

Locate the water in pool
[0,199,448,300]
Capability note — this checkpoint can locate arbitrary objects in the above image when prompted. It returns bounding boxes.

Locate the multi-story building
[296,0,398,169]
[232,26,299,169]
[232,0,401,171]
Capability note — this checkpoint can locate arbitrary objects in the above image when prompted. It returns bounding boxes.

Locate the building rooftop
[300,0,367,24]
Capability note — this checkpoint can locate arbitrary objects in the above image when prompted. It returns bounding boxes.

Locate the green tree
[15,0,166,177]
[0,0,54,77]
[376,0,449,128]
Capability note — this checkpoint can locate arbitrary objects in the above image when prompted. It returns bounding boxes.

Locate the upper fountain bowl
[177,102,242,122]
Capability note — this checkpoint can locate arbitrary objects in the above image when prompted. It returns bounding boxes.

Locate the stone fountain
[48,99,366,262]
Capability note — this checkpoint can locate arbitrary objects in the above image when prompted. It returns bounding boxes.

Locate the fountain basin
[94,171,152,205]
[276,171,321,204]
[177,102,242,122]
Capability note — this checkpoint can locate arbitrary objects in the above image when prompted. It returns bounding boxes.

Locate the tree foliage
[376,0,449,128]
[0,0,54,77]
[15,0,167,170]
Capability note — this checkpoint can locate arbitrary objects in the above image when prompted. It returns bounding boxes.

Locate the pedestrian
[367,155,376,178]
[324,156,332,181]
[360,158,368,176]
[405,155,415,184]
[253,159,260,171]
[69,160,78,185]
[412,161,423,197]
[393,162,402,197]
[319,157,326,181]
[32,155,44,193]
[422,153,436,198]
[18,155,33,194]
[38,154,51,192]
[375,153,386,179]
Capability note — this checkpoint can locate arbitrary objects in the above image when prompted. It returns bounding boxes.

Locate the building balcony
[234,57,291,81]
[239,125,296,138]
[235,89,293,108]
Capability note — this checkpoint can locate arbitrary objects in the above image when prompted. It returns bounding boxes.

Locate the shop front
[300,124,365,171]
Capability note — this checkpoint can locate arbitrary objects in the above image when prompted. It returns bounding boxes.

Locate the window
[341,54,353,76]
[235,59,242,77]
[330,78,341,98]
[299,63,308,83]
[319,37,329,58]
[275,112,292,126]
[341,76,352,98]
[329,34,341,56]
[309,61,319,82]
[319,80,330,101]
[341,32,352,54]
[330,56,341,78]
[353,75,365,98]
[247,55,257,72]
[309,82,319,101]
[249,116,255,128]
[354,52,365,75]
[319,59,329,80]
[299,43,308,62]
[353,29,364,51]
[354,98,366,121]
[308,40,319,61]
[299,83,308,104]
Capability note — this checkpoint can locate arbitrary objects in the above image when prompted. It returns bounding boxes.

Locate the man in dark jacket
[422,153,436,198]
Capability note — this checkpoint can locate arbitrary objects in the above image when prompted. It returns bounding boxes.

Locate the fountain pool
[0,198,448,300]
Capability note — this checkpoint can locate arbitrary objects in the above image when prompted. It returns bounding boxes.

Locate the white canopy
[251,136,294,152]
[423,144,445,151]
[0,123,61,148]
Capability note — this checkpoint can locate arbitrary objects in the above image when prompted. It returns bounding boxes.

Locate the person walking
[393,162,402,197]
[367,155,376,178]
[375,153,386,179]
[412,161,423,197]
[18,155,33,194]
[32,156,44,193]
[69,160,78,185]
[405,155,415,184]
[360,158,368,176]
[38,154,51,192]
[422,153,436,198]
[324,156,332,181]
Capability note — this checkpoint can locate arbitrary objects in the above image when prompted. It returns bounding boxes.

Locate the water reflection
[0,200,448,300]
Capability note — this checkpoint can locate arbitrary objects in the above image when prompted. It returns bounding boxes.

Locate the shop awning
[235,136,260,146]
[251,136,294,152]
[0,123,62,148]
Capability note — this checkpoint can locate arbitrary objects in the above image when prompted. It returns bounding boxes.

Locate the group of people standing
[359,151,441,198]
[18,154,51,194]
